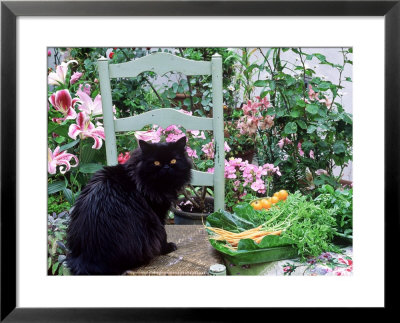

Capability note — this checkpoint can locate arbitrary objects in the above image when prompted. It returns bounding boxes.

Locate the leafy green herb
[314,184,353,239]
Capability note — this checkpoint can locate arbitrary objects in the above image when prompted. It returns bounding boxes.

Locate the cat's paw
[162,242,177,254]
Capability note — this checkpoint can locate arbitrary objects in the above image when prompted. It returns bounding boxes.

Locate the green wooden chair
[97,52,225,211]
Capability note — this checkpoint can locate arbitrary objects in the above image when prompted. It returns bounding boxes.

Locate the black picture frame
[1,0,397,320]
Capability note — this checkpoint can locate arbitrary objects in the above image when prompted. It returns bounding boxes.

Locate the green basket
[220,245,298,275]
[221,245,298,266]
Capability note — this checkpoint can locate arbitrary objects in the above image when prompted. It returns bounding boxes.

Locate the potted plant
[170,186,215,225]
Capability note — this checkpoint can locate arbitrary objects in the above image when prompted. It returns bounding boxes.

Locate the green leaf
[48,257,52,270]
[54,136,66,144]
[48,122,59,134]
[62,188,75,204]
[341,113,353,124]
[260,90,269,99]
[296,99,306,108]
[52,262,59,275]
[305,104,319,115]
[290,110,301,118]
[79,163,103,173]
[59,139,80,152]
[284,122,297,134]
[318,81,331,91]
[333,141,346,154]
[254,80,269,87]
[307,125,317,134]
[48,181,66,195]
[80,144,96,163]
[313,53,326,62]
[51,124,69,138]
[296,120,307,130]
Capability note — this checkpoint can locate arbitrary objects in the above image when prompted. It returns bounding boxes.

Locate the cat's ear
[175,136,187,150]
[138,140,152,153]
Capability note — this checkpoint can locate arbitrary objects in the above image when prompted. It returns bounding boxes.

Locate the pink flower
[79,83,91,96]
[201,139,230,159]
[224,161,237,179]
[201,141,214,159]
[76,88,102,117]
[278,137,293,149]
[48,60,78,85]
[242,100,259,115]
[70,71,83,85]
[68,112,106,149]
[48,147,79,174]
[47,50,51,57]
[258,115,274,130]
[118,152,130,164]
[134,130,161,143]
[190,130,206,139]
[224,142,231,153]
[298,142,305,157]
[309,150,315,159]
[308,84,320,101]
[186,147,198,158]
[251,179,265,193]
[315,169,328,176]
[319,95,332,108]
[48,89,79,123]
[256,96,271,110]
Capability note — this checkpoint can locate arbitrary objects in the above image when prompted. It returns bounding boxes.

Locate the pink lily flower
[48,60,78,85]
[48,146,79,174]
[48,89,79,123]
[68,112,106,149]
[76,87,103,117]
[79,83,91,96]
[70,71,83,85]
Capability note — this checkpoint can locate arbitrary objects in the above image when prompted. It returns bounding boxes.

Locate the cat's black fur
[66,136,192,275]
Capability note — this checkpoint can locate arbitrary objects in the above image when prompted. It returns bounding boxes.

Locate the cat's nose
[162,165,170,169]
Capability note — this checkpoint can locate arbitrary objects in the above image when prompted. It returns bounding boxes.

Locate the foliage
[48,211,70,275]
[314,184,353,239]
[48,194,71,214]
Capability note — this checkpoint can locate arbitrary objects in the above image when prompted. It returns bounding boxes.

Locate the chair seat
[124,225,223,276]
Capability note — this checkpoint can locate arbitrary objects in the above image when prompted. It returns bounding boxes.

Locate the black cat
[66,136,192,275]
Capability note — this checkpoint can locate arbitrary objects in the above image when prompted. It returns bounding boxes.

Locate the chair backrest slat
[109,52,211,78]
[191,170,214,186]
[114,108,213,132]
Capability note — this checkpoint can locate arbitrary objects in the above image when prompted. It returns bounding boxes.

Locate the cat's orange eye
[170,159,177,164]
[154,161,161,166]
